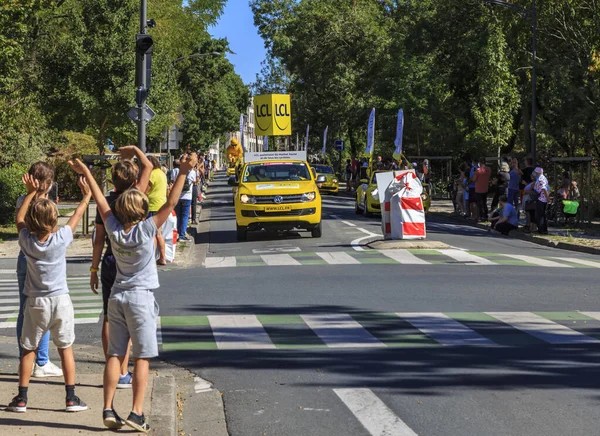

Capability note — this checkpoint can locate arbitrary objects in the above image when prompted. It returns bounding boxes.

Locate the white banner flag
[321,126,328,156]
[305,124,310,151]
[393,109,404,156]
[239,114,247,152]
[365,108,375,155]
[263,136,268,151]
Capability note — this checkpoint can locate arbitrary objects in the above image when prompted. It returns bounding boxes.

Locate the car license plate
[264,205,292,212]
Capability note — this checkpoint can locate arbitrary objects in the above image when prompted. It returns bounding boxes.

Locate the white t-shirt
[104,216,159,292]
[170,168,196,200]
[19,226,73,297]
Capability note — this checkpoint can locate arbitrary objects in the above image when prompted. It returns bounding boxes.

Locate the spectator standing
[533,167,550,234]
[147,156,168,264]
[455,168,467,216]
[472,157,491,221]
[520,156,535,201]
[508,157,522,209]
[491,161,510,211]
[344,159,352,192]
[468,158,479,221]
[351,156,359,190]
[490,195,519,235]
[90,147,152,387]
[191,162,201,225]
[170,160,197,242]
[16,163,63,379]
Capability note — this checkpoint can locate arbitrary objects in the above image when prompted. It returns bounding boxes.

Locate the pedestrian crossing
[203,249,600,269]
[0,276,102,328]
[158,311,600,352]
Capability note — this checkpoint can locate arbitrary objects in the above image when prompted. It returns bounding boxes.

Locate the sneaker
[6,396,27,413]
[103,409,126,429]
[32,361,63,378]
[125,411,151,433]
[117,372,133,389]
[179,236,191,242]
[66,395,88,412]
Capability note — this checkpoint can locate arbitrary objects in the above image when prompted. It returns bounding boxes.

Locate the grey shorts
[107,290,159,359]
[22,294,75,350]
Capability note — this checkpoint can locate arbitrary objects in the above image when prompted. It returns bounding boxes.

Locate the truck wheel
[236,225,247,241]
[311,222,322,238]
[364,198,373,217]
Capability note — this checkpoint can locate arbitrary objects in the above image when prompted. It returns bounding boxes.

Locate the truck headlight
[301,192,316,202]
[332,178,338,184]
[240,194,256,204]
[316,175,326,183]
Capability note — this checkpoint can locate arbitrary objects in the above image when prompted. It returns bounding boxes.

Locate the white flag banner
[263,136,268,151]
[365,108,375,155]
[394,109,404,156]
[305,124,310,151]
[321,126,328,156]
[239,114,247,152]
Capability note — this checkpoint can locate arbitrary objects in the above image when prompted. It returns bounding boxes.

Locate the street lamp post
[482,0,537,164]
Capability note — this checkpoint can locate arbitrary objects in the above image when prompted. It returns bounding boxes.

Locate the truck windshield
[313,165,334,174]
[243,163,311,182]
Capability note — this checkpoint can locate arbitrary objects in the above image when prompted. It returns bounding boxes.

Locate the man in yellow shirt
[147,156,168,264]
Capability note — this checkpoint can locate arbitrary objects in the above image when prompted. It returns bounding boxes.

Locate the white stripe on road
[0,302,103,312]
[156,316,162,346]
[0,295,100,304]
[260,254,301,266]
[301,314,386,348]
[341,221,357,227]
[208,315,276,350]
[316,252,360,265]
[486,312,600,344]
[552,257,600,268]
[437,249,495,265]
[380,249,430,265]
[204,257,237,268]
[351,228,379,252]
[397,313,496,346]
[501,255,572,268]
[579,312,600,321]
[334,388,418,436]
[0,315,100,329]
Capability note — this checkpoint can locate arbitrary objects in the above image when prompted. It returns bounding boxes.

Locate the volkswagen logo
[273,196,283,204]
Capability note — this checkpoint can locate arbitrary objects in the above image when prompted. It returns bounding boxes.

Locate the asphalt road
[157,174,600,436]
[3,173,600,435]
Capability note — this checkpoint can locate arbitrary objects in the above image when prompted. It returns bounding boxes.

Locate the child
[90,146,151,388]
[7,173,92,413]
[69,152,198,432]
[16,162,63,378]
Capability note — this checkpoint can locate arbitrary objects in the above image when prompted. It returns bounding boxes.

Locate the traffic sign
[127,105,156,124]
[334,139,345,151]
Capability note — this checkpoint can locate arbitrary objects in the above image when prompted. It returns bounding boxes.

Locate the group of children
[6,147,198,433]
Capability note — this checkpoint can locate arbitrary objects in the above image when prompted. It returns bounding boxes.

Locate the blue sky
[210,1,267,86]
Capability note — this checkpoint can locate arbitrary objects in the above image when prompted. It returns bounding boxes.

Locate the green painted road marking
[446,312,500,322]
[160,316,210,327]
[237,262,267,267]
[162,341,218,351]
[75,313,100,319]
[408,249,440,255]
[298,259,328,266]
[257,315,305,325]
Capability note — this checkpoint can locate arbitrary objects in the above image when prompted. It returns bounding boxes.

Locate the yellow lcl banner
[254,94,292,136]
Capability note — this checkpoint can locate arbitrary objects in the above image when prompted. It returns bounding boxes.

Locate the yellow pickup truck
[229,155,322,241]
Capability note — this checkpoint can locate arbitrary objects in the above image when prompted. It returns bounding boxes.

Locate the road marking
[501,255,572,268]
[0,295,99,304]
[208,315,276,350]
[316,252,360,265]
[212,200,229,204]
[204,257,237,268]
[552,257,600,268]
[397,312,496,346]
[351,228,379,252]
[260,254,301,266]
[341,221,357,227]
[380,249,430,265]
[334,388,418,436]
[193,376,213,393]
[486,312,600,344]
[437,249,495,265]
[252,247,301,254]
[156,316,162,346]
[579,312,600,321]
[301,314,386,348]
[0,315,100,329]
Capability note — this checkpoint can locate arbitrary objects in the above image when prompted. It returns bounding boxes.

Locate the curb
[430,211,600,256]
[151,374,177,436]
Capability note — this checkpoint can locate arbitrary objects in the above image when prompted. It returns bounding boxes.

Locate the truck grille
[254,194,304,204]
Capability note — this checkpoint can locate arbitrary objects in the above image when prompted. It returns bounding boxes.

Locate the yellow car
[312,164,339,195]
[229,159,322,240]
[356,170,431,216]
[226,166,236,176]
[355,171,383,216]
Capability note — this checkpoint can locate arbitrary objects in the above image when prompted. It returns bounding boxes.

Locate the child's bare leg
[19,350,36,387]
[121,340,131,375]
[156,232,166,264]
[58,346,75,386]
[101,319,109,360]
[104,355,124,409]
[132,358,149,415]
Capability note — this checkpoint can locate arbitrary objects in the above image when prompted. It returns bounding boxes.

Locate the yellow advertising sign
[254,94,292,136]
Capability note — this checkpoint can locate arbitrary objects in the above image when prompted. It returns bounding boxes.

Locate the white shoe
[32,361,63,378]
